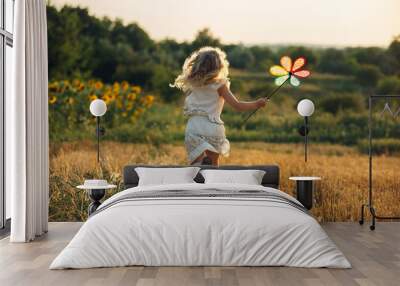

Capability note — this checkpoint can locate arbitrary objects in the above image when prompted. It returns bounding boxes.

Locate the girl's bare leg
[191,152,205,165]
[205,150,220,166]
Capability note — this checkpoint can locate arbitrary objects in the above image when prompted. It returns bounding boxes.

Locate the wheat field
[49,141,400,222]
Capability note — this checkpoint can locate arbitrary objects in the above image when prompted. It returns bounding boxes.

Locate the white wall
[5,44,13,220]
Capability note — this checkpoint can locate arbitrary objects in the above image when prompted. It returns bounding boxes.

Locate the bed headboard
[123,165,280,189]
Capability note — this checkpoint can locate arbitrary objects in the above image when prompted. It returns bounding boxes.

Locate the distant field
[49,69,400,151]
[49,141,400,222]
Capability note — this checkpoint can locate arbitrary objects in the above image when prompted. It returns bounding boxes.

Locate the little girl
[171,47,267,166]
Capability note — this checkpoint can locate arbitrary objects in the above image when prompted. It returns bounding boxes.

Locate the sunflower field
[48,79,154,141]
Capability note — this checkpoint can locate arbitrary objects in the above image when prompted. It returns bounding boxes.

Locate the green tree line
[47,5,400,102]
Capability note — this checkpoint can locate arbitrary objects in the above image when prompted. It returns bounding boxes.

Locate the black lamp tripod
[359,95,400,230]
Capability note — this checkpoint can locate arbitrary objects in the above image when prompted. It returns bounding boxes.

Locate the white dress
[184,79,230,163]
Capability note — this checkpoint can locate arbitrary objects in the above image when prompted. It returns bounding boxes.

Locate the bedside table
[289,176,321,210]
[77,181,116,216]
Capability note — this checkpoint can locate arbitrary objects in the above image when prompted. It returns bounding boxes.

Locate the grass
[49,141,400,222]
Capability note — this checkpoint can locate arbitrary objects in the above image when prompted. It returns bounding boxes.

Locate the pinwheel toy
[270,56,310,87]
[242,56,311,125]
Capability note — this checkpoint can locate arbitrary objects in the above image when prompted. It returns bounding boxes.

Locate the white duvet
[50,183,351,269]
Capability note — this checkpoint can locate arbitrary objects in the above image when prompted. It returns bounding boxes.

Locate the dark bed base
[123,165,280,190]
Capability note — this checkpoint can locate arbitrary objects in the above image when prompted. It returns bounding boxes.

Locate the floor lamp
[89,99,107,163]
[297,99,315,162]
[291,99,319,210]
[84,99,109,215]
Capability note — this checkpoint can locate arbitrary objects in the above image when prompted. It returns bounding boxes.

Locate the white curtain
[7,0,49,242]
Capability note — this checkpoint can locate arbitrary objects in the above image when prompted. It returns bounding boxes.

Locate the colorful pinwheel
[241,55,311,126]
[270,56,311,87]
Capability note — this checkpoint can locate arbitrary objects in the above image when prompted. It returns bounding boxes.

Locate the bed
[50,165,350,269]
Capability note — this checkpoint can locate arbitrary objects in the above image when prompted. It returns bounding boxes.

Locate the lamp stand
[94,116,106,163]
[96,116,100,163]
[304,116,308,163]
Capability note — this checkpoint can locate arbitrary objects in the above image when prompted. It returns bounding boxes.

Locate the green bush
[377,76,400,94]
[227,45,255,69]
[317,48,358,75]
[357,138,400,155]
[355,64,382,88]
[319,93,365,114]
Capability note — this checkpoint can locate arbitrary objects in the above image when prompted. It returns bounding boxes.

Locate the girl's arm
[218,84,267,112]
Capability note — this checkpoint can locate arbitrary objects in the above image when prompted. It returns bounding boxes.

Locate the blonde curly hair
[171,47,229,92]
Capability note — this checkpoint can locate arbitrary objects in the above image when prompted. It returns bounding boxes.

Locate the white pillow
[135,167,200,186]
[200,169,266,185]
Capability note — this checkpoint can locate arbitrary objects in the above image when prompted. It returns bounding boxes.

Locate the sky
[50,0,400,47]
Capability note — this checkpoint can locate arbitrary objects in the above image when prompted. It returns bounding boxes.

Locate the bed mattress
[50,183,351,269]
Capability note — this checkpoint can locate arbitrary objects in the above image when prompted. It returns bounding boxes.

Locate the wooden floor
[0,222,399,286]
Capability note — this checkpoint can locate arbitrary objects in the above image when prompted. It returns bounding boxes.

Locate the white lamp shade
[297,99,315,117]
[90,99,107,117]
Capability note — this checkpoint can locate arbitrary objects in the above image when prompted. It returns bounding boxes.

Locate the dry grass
[50,141,400,222]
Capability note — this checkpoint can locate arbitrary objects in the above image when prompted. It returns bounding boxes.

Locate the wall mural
[46,3,400,223]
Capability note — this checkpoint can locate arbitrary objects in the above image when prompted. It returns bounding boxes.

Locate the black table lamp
[89,99,107,163]
[297,99,315,162]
